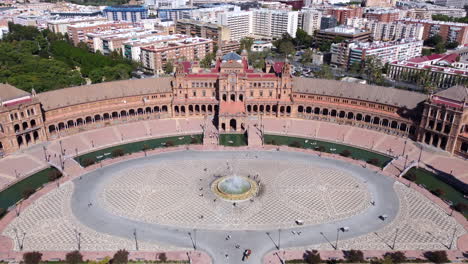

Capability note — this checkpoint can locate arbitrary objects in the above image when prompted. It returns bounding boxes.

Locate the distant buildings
[331,39,423,68]
[363,0,396,7]
[320,15,337,29]
[145,0,186,9]
[103,5,148,22]
[67,21,135,46]
[140,36,214,73]
[388,53,468,88]
[328,7,363,24]
[365,20,424,41]
[217,11,252,41]
[363,9,400,23]
[316,26,371,45]
[434,0,467,8]
[398,18,468,45]
[299,9,322,35]
[47,16,108,34]
[176,19,231,45]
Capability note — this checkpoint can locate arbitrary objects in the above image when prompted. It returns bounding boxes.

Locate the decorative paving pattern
[98,158,371,230]
[2,183,183,252]
[291,182,466,250]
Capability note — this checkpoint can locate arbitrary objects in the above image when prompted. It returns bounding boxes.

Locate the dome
[222,52,242,62]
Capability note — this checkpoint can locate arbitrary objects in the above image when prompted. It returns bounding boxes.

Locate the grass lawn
[74,134,203,167]
[403,167,468,218]
[264,134,392,168]
[219,133,248,146]
[0,167,61,211]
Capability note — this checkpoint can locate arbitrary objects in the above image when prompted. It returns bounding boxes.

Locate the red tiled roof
[438,53,458,64]
[273,62,284,74]
[408,54,444,63]
[181,61,192,73]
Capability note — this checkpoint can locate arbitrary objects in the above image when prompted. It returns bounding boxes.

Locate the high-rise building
[217,11,252,41]
[252,9,299,38]
[365,20,424,41]
[67,21,135,46]
[103,5,148,22]
[140,36,214,74]
[320,15,337,29]
[145,0,186,8]
[316,26,371,45]
[299,9,322,35]
[328,7,363,24]
[434,0,468,8]
[398,18,468,45]
[364,9,400,22]
[176,19,231,45]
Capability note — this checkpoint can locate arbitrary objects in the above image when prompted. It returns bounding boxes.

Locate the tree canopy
[0,23,137,92]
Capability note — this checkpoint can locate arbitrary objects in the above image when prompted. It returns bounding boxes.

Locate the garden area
[219,133,248,147]
[403,167,468,218]
[264,134,392,168]
[74,134,203,167]
[0,167,62,218]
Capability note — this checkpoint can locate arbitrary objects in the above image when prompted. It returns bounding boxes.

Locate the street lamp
[133,229,139,251]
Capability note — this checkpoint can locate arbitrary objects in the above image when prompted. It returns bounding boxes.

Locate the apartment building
[175,19,231,45]
[87,29,165,55]
[434,0,467,8]
[348,39,423,65]
[316,26,371,45]
[364,9,400,22]
[140,36,214,74]
[217,11,252,41]
[67,21,135,46]
[47,16,107,34]
[327,7,363,24]
[103,5,148,22]
[398,18,468,45]
[122,34,186,62]
[365,20,424,41]
[252,9,299,38]
[299,9,322,35]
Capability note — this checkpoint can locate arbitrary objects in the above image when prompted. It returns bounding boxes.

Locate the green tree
[278,41,295,57]
[200,52,216,68]
[303,250,321,264]
[424,251,449,264]
[445,41,459,49]
[66,251,83,264]
[344,250,364,263]
[163,61,174,74]
[23,252,42,264]
[424,34,444,47]
[301,49,314,64]
[363,56,384,85]
[434,42,446,54]
[348,61,361,74]
[316,64,334,80]
[240,37,254,51]
[294,28,313,48]
[112,250,129,264]
[384,251,406,263]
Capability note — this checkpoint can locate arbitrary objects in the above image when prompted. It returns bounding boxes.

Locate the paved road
[70,150,399,264]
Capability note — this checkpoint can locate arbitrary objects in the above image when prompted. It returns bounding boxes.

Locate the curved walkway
[0,117,467,263]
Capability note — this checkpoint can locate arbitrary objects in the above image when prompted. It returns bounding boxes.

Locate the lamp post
[133,229,139,251]
[392,228,399,250]
[75,229,81,251]
[335,228,340,250]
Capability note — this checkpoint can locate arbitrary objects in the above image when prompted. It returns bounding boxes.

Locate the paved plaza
[1,150,466,263]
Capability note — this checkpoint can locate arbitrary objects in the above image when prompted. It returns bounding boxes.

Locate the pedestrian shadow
[373,232,393,249]
[426,231,449,249]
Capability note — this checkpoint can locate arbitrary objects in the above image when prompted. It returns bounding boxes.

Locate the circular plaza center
[212,175,258,201]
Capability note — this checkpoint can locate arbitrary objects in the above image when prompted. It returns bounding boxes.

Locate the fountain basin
[212,175,258,201]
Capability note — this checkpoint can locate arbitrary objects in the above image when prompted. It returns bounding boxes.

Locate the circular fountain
[211,175,258,201]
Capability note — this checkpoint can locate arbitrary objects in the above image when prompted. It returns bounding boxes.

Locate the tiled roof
[0,83,30,102]
[435,85,468,102]
[37,77,172,110]
[293,77,427,109]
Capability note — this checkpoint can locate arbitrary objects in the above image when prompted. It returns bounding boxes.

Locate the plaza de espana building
[1,50,468,158]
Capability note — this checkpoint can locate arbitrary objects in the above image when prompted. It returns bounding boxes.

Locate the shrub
[343,250,364,263]
[190,137,199,144]
[424,251,449,264]
[111,148,125,158]
[66,251,83,264]
[384,251,406,263]
[165,140,175,147]
[316,146,325,152]
[82,158,96,167]
[453,203,468,213]
[303,250,321,264]
[22,188,35,199]
[158,253,167,262]
[23,251,42,264]
[288,141,301,148]
[367,158,380,166]
[142,144,150,151]
[340,149,352,157]
[112,249,129,264]
[403,171,417,182]
[48,170,62,182]
[431,188,445,197]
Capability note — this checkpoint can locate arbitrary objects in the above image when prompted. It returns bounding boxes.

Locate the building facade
[67,21,135,46]
[316,26,371,45]
[175,19,231,45]
[103,5,148,22]
[398,18,468,45]
[217,11,252,41]
[1,53,467,158]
